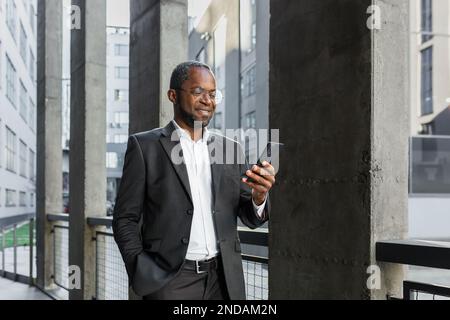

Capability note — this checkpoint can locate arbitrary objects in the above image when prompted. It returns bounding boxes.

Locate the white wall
[409,196,450,239]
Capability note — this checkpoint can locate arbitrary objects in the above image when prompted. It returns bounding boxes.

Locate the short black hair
[170,61,212,90]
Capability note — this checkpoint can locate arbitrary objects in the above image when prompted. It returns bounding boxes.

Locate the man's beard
[177,104,211,128]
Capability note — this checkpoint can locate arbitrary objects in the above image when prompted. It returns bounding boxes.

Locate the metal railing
[51,225,69,291]
[377,239,450,300]
[0,213,36,286]
[404,281,450,300]
[87,217,269,300]
[94,230,129,300]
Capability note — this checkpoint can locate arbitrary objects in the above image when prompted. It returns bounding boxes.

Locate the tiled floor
[0,277,51,300]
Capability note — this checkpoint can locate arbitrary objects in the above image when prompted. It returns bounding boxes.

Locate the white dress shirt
[172,120,266,261]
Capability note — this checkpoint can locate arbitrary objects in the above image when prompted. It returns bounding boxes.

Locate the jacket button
[186,209,193,216]
[181,238,189,245]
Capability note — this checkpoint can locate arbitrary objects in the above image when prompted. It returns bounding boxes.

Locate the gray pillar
[127,0,187,299]
[269,0,409,299]
[69,0,107,300]
[36,0,63,291]
[129,0,188,134]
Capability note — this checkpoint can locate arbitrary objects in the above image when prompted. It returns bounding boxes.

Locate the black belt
[184,255,220,274]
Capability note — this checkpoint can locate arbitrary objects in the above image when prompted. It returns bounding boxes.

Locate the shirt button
[181,238,189,245]
[186,209,193,216]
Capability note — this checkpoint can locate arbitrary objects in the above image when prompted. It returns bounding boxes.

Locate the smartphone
[241,142,284,183]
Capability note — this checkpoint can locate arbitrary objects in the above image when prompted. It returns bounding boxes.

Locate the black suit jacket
[112,122,270,299]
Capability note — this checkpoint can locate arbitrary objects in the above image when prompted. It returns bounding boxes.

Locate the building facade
[106,26,129,205]
[410,0,450,136]
[0,0,37,218]
[188,0,269,163]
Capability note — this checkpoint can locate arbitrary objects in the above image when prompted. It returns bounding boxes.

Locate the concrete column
[269,0,409,299]
[36,0,63,291]
[69,0,107,300]
[129,0,188,134]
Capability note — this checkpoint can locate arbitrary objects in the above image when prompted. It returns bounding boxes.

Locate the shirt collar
[172,120,210,143]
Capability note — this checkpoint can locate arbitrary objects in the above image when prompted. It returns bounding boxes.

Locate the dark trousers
[143,256,229,300]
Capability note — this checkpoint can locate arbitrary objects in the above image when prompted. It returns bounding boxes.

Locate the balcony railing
[34,215,269,300]
[0,213,36,286]
[377,239,450,300]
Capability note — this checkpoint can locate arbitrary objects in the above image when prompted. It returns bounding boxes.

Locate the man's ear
[168,89,177,104]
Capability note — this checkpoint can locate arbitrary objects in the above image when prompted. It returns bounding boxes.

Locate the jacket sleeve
[112,135,145,278]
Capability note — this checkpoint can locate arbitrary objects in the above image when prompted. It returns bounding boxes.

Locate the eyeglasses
[177,87,223,105]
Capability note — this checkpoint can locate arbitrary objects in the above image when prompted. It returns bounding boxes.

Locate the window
[6,0,17,40]
[250,0,257,52]
[19,191,27,207]
[115,67,129,79]
[421,0,432,43]
[20,22,27,63]
[245,111,256,129]
[29,49,35,81]
[29,98,36,132]
[241,66,256,98]
[114,89,129,102]
[421,47,433,115]
[6,55,17,107]
[106,152,118,169]
[19,140,27,177]
[20,81,28,122]
[6,189,17,207]
[29,4,35,34]
[114,44,129,56]
[30,193,35,207]
[6,126,17,172]
[114,112,129,126]
[213,112,223,130]
[29,149,35,181]
[114,134,128,144]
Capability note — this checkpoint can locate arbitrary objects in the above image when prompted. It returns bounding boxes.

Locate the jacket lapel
[159,122,193,204]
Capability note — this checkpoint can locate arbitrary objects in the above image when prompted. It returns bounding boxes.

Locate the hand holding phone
[241,142,283,184]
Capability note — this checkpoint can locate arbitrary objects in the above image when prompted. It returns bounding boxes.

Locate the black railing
[0,213,36,286]
[377,239,450,300]
[404,281,450,300]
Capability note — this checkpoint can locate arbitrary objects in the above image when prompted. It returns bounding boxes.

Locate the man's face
[170,67,217,128]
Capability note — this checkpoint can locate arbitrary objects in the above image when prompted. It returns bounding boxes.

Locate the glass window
[19,191,27,207]
[20,22,27,63]
[6,55,17,107]
[29,49,35,81]
[245,111,256,129]
[6,189,17,207]
[29,3,35,34]
[421,47,433,116]
[6,0,17,40]
[29,149,35,181]
[6,126,17,172]
[114,44,129,56]
[114,112,129,126]
[20,81,28,122]
[19,140,27,177]
[114,89,129,102]
[421,0,433,43]
[106,152,118,169]
[30,193,35,207]
[115,67,129,79]
[29,98,36,132]
[114,134,128,144]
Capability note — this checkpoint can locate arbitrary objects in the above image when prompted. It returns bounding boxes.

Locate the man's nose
[199,93,214,105]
